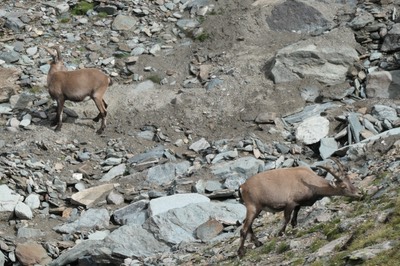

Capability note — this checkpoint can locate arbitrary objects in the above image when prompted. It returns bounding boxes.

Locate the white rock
[24,194,40,210]
[8,117,20,128]
[26,47,38,56]
[0,185,24,212]
[20,114,32,127]
[149,193,210,217]
[296,116,330,145]
[56,3,69,13]
[88,230,110,240]
[15,202,33,220]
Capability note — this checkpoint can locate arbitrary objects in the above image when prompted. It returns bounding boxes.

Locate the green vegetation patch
[290,257,305,266]
[299,223,325,236]
[363,242,400,266]
[97,12,108,18]
[261,238,277,254]
[322,217,342,241]
[71,1,94,16]
[344,187,400,265]
[29,86,42,94]
[59,17,71,23]
[350,200,400,251]
[147,74,162,84]
[113,52,130,59]
[195,32,210,42]
[276,242,290,254]
[310,239,328,253]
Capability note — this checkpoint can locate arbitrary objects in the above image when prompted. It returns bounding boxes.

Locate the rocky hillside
[0,0,400,265]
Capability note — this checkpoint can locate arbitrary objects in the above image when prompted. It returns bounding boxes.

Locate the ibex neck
[315,182,343,197]
[48,61,67,74]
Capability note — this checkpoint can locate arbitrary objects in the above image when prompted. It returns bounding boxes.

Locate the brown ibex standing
[237,158,361,257]
[42,46,112,134]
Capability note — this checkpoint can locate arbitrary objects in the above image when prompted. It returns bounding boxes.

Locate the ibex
[237,158,361,257]
[42,46,112,134]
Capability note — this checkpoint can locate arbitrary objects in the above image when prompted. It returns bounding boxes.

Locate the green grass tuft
[195,32,210,42]
[97,12,108,18]
[59,17,71,23]
[29,86,42,94]
[276,242,290,254]
[71,1,94,16]
[147,74,162,84]
[261,238,276,254]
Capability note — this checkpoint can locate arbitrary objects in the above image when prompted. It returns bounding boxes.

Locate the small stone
[255,112,277,124]
[196,219,224,241]
[107,190,125,205]
[189,138,210,152]
[24,194,40,210]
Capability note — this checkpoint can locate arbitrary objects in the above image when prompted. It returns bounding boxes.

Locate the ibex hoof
[96,128,104,134]
[238,249,245,258]
[254,240,262,247]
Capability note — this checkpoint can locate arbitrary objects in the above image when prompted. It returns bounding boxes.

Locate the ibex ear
[42,46,57,61]
[329,180,337,188]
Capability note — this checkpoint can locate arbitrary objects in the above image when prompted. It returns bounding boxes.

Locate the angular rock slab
[146,161,190,186]
[105,224,170,257]
[346,241,398,262]
[269,27,358,85]
[210,156,264,180]
[348,112,363,143]
[53,208,110,234]
[145,201,246,245]
[100,164,126,182]
[49,225,170,266]
[381,23,400,52]
[70,183,116,208]
[316,234,352,257]
[366,70,400,99]
[319,137,338,160]
[148,193,210,217]
[372,104,398,122]
[113,199,149,225]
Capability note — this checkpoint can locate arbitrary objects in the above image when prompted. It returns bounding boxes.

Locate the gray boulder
[381,23,400,52]
[211,156,264,179]
[365,70,400,99]
[295,116,330,145]
[144,201,245,245]
[268,27,358,85]
[148,193,210,217]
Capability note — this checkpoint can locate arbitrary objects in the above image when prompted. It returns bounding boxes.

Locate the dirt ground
[99,0,312,143]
